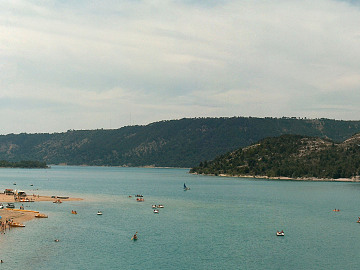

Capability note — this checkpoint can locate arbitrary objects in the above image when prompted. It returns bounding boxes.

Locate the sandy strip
[0,209,40,223]
[0,193,83,202]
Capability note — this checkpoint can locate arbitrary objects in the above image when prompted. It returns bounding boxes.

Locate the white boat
[152,205,157,208]
[153,209,159,214]
[97,211,103,215]
[276,231,285,236]
[158,205,164,208]
[6,203,15,208]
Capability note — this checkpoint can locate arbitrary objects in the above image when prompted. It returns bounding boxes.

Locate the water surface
[0,166,359,269]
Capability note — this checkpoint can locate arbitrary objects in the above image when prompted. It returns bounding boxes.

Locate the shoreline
[0,193,83,203]
[52,164,191,169]
[0,193,83,225]
[192,173,360,182]
[0,209,41,224]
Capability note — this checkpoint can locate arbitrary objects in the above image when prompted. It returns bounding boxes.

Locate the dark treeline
[0,160,48,168]
[190,134,360,179]
[1,117,360,167]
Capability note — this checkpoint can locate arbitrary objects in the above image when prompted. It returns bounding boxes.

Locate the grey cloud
[1,0,360,133]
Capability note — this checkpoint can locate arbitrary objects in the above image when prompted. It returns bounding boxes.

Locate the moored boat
[9,222,25,227]
[153,209,159,213]
[97,211,103,215]
[35,213,48,218]
[6,203,15,208]
[276,231,285,236]
[19,198,33,202]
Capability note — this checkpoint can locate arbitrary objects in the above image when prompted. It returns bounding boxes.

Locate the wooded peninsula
[190,133,360,180]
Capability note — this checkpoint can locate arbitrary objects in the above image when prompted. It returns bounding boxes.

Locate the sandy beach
[0,193,83,203]
[0,209,40,224]
[0,193,83,225]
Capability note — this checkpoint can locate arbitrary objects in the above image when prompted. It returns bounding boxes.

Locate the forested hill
[1,117,360,168]
[190,133,360,179]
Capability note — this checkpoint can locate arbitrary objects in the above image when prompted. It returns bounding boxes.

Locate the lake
[0,166,359,269]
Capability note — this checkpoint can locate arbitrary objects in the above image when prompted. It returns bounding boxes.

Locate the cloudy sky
[1,0,360,134]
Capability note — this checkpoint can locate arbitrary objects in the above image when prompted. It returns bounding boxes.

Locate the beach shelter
[16,190,27,197]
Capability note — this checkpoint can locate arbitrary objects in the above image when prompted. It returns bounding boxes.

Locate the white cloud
[1,0,360,134]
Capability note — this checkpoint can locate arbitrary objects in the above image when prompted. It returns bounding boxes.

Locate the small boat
[35,213,48,218]
[71,210,77,214]
[135,195,143,197]
[136,198,144,202]
[183,183,190,191]
[152,205,157,208]
[53,199,62,204]
[0,203,3,209]
[9,222,25,227]
[158,205,164,208]
[6,203,15,209]
[19,198,32,202]
[131,232,138,241]
[276,231,285,236]
[153,209,159,214]
[97,211,103,215]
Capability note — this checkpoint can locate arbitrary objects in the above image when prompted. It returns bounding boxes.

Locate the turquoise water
[1,166,360,269]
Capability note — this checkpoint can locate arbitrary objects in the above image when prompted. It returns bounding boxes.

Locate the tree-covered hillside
[1,117,360,167]
[190,133,360,179]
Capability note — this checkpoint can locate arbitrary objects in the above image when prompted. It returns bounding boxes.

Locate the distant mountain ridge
[1,117,360,167]
[190,133,360,179]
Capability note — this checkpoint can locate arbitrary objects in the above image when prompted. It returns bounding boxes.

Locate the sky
[1,0,360,134]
